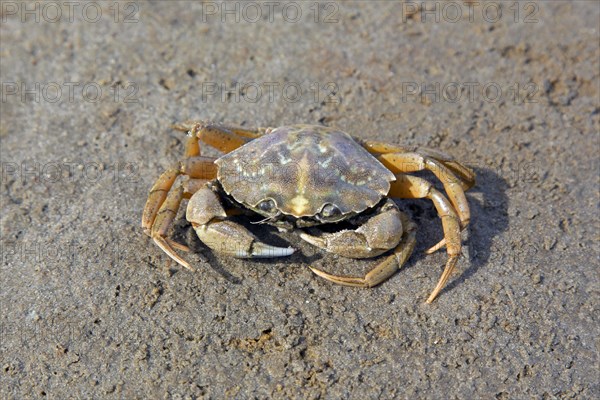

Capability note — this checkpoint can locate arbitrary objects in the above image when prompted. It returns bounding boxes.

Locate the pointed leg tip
[153,236,195,272]
[308,266,329,280]
[308,266,368,288]
[183,264,196,272]
[425,238,446,254]
[166,238,191,252]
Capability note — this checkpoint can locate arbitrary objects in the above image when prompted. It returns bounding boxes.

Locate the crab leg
[142,164,180,237]
[142,131,205,234]
[377,150,473,254]
[360,140,475,191]
[184,129,200,157]
[180,156,218,179]
[141,156,216,235]
[357,139,412,155]
[141,126,220,269]
[187,184,294,258]
[389,174,462,303]
[144,177,214,269]
[439,160,475,191]
[408,147,475,191]
[173,120,269,153]
[149,184,197,270]
[306,209,417,288]
[378,153,470,227]
[148,177,215,271]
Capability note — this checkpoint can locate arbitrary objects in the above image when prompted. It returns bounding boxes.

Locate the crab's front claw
[187,185,294,258]
[303,205,417,289]
[193,220,294,258]
[300,200,403,259]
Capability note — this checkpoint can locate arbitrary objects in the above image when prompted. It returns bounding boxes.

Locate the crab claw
[303,208,418,290]
[194,221,294,258]
[187,186,294,258]
[300,200,403,259]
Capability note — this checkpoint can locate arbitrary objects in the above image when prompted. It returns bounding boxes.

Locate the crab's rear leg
[302,200,416,287]
[187,184,294,258]
[360,140,475,191]
[150,183,194,270]
[375,151,473,257]
[173,120,270,153]
[377,152,471,227]
[389,174,462,303]
[144,175,214,270]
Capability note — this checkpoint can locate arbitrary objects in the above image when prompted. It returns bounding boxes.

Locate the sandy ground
[1,1,598,399]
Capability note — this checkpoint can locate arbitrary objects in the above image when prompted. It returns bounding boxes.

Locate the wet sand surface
[1,2,598,398]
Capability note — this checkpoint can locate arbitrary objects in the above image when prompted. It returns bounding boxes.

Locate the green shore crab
[142,121,475,303]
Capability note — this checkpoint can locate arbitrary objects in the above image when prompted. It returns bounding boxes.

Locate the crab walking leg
[184,127,201,157]
[441,160,475,191]
[377,152,471,229]
[378,150,473,254]
[173,120,269,139]
[142,165,180,236]
[187,184,294,258]
[146,178,214,270]
[357,139,413,155]
[141,156,217,236]
[149,184,196,270]
[180,156,218,179]
[423,237,448,255]
[412,148,476,192]
[307,211,417,288]
[141,130,206,234]
[360,140,476,192]
[173,120,269,153]
[389,174,463,303]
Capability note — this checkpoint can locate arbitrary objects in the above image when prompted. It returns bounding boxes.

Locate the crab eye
[320,204,341,219]
[257,199,276,213]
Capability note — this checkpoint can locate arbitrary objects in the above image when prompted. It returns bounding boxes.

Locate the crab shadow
[399,166,509,297]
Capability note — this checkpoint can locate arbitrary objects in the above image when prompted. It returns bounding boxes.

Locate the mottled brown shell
[215,125,396,217]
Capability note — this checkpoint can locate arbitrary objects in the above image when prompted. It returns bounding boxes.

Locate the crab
[142,121,475,303]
